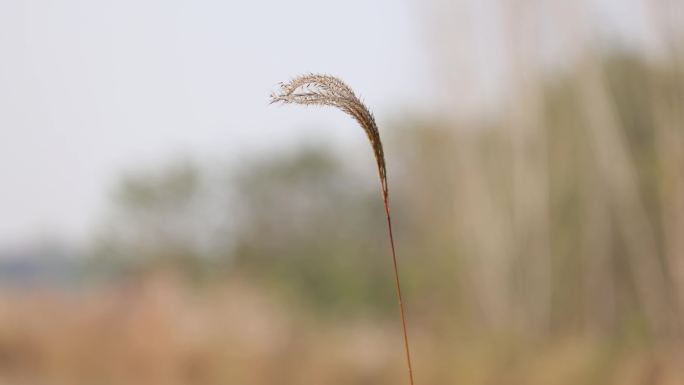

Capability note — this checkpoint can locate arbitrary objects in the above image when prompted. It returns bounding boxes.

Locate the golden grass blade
[270,73,414,385]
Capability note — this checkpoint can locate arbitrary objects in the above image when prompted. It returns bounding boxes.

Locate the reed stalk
[270,74,414,385]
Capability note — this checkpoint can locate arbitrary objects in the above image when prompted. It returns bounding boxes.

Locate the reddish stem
[382,188,414,385]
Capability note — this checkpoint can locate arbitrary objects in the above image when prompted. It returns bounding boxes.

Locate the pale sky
[0,0,669,248]
[0,0,434,247]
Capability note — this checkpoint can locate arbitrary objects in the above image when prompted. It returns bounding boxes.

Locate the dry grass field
[0,271,683,385]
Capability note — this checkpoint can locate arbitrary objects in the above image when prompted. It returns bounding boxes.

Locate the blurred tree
[91,160,229,280]
[231,146,397,314]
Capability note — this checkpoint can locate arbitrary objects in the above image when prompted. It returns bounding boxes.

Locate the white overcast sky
[0,0,670,248]
[0,0,437,247]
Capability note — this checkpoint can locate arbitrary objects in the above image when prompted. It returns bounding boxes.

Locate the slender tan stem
[382,189,414,385]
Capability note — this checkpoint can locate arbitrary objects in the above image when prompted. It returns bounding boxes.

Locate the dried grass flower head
[270,74,387,197]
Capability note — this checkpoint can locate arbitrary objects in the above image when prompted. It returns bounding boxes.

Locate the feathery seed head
[270,74,388,196]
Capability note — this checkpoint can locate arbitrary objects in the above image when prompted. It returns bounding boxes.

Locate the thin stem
[383,188,414,385]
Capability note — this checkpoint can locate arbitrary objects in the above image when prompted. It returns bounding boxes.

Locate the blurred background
[1,0,683,384]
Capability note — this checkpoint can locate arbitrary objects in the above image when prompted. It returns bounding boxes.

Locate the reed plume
[270,74,414,385]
